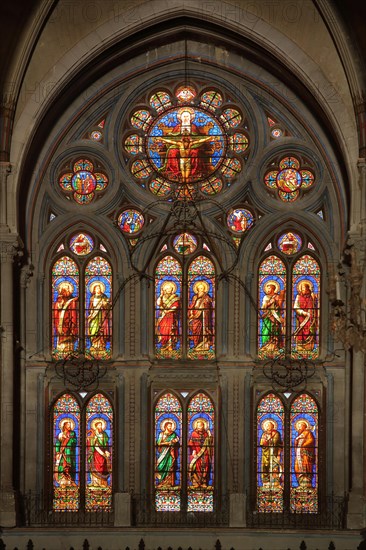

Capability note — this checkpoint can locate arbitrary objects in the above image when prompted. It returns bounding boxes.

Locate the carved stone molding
[20,263,34,288]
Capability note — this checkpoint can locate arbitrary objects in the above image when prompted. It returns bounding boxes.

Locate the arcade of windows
[48,82,323,515]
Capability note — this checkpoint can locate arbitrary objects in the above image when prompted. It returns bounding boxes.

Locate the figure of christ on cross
[152,132,219,183]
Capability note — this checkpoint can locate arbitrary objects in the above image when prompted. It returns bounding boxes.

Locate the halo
[193,417,209,431]
[295,419,311,432]
[91,417,107,432]
[193,280,210,294]
[57,281,74,294]
[161,280,177,294]
[89,280,106,294]
[177,107,195,121]
[59,417,75,432]
[160,418,177,432]
[296,279,313,293]
[264,279,280,294]
[261,418,278,432]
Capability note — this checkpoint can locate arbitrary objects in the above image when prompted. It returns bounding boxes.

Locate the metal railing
[20,491,114,527]
[131,493,230,527]
[246,493,347,529]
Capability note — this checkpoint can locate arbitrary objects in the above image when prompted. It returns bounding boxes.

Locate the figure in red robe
[156,281,181,351]
[293,280,318,352]
[294,420,315,488]
[53,281,78,353]
[188,419,213,488]
[188,280,214,351]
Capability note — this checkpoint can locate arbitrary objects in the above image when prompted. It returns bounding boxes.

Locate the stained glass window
[264,156,315,202]
[58,159,108,204]
[291,255,320,359]
[173,233,197,255]
[85,257,112,359]
[85,394,113,510]
[155,256,182,359]
[227,208,254,233]
[290,394,318,513]
[187,393,214,511]
[53,392,114,513]
[155,393,182,511]
[257,393,284,512]
[188,256,215,360]
[277,232,302,255]
[52,256,79,358]
[256,392,320,516]
[69,233,94,256]
[124,83,249,200]
[118,209,145,234]
[258,256,286,359]
[53,394,80,511]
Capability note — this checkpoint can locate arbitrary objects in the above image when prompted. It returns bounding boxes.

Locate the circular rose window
[123,85,249,200]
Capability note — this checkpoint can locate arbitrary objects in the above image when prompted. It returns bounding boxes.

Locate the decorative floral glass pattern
[124,134,143,155]
[187,256,215,360]
[264,156,315,202]
[85,257,112,359]
[257,393,284,512]
[85,394,113,510]
[187,393,214,511]
[200,90,223,111]
[258,256,286,359]
[155,393,182,511]
[149,91,172,113]
[53,394,80,511]
[155,256,182,359]
[52,256,79,358]
[290,394,318,513]
[59,159,108,205]
[291,255,320,359]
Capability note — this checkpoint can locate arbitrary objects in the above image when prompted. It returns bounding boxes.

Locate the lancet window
[51,392,113,511]
[154,391,215,512]
[256,392,319,514]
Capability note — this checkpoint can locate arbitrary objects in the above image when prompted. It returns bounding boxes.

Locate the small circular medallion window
[123,84,249,200]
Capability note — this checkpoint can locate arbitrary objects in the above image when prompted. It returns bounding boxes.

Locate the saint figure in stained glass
[290,394,318,513]
[87,418,111,488]
[188,418,213,488]
[260,419,282,487]
[85,394,113,511]
[294,419,315,488]
[156,419,180,488]
[87,281,111,354]
[293,280,318,355]
[260,281,285,352]
[55,418,78,487]
[188,280,214,353]
[53,278,79,356]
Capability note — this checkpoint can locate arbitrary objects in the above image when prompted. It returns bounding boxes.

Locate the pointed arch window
[52,392,113,512]
[255,392,319,515]
[154,391,215,512]
[155,253,215,360]
[51,253,112,359]
[258,252,320,359]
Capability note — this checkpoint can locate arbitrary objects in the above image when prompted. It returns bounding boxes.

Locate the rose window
[123,85,249,200]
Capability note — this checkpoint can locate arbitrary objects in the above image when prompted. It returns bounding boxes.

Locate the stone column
[0,162,11,230]
[0,239,19,526]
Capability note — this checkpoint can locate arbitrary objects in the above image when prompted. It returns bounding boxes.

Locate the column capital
[0,238,22,263]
